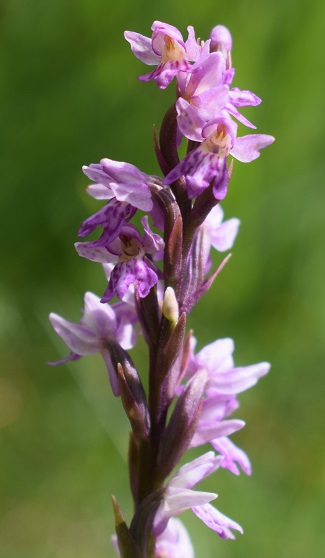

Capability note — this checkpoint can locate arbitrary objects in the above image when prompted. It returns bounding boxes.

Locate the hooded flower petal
[83,158,154,211]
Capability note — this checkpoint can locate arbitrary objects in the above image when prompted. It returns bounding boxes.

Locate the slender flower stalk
[49,20,274,558]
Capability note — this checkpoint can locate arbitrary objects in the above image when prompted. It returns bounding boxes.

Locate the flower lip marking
[204,124,232,156]
[160,35,186,63]
[119,235,144,262]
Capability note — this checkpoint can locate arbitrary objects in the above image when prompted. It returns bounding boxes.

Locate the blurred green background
[0,0,324,556]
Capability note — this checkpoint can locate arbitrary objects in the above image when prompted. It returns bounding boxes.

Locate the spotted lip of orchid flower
[75,218,164,303]
[164,111,274,199]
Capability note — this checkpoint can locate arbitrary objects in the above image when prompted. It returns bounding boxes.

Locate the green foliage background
[0,1,324,556]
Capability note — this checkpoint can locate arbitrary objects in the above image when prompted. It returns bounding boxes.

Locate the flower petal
[100,159,153,211]
[231,134,275,163]
[211,437,252,476]
[75,242,118,263]
[208,362,271,394]
[176,98,205,142]
[164,486,217,516]
[100,348,120,396]
[192,85,229,120]
[210,217,240,251]
[205,206,240,252]
[102,258,158,302]
[48,352,81,366]
[86,184,112,200]
[230,87,261,107]
[124,31,160,65]
[170,451,216,489]
[192,503,243,539]
[78,200,135,246]
[190,418,245,447]
[155,518,195,558]
[195,338,235,373]
[190,52,226,96]
[141,215,165,254]
[82,292,117,339]
[49,313,100,355]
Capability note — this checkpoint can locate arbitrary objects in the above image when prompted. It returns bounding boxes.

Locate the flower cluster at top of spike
[49,21,274,558]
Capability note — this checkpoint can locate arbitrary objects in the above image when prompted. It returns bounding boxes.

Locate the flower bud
[209,25,232,52]
[162,286,179,325]
[209,25,232,68]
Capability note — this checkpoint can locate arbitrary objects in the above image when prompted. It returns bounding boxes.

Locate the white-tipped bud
[162,287,179,324]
